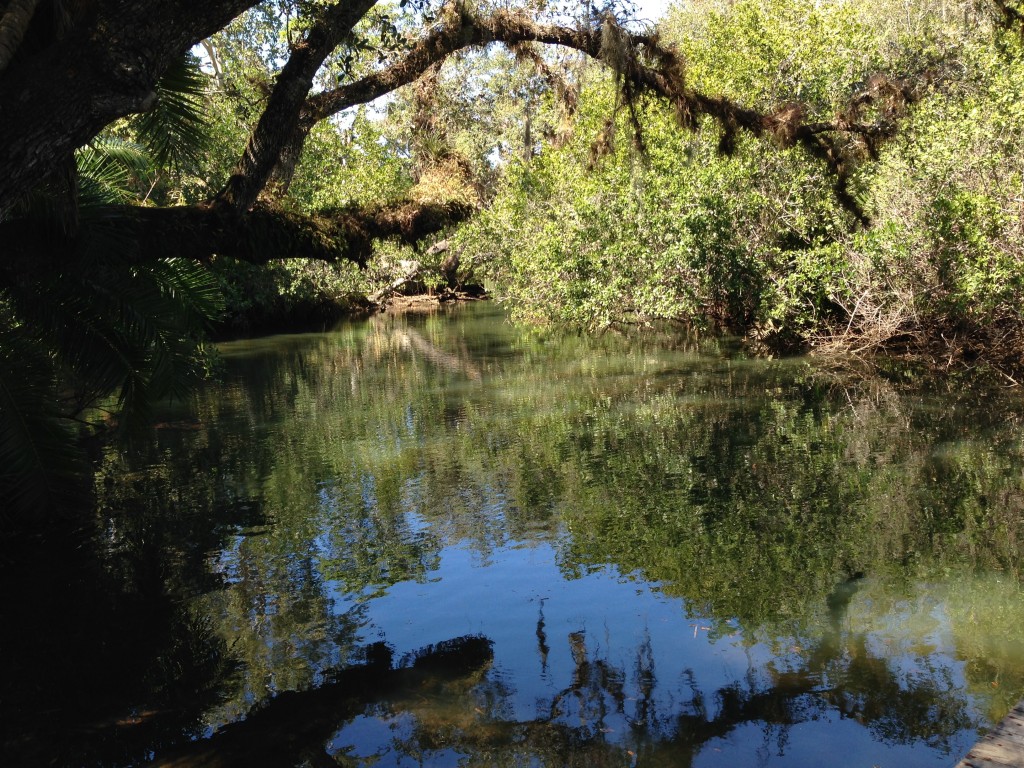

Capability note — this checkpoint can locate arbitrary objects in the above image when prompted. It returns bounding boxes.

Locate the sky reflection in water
[38,302,1024,766]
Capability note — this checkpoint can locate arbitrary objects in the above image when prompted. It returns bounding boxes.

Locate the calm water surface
[6,303,1024,767]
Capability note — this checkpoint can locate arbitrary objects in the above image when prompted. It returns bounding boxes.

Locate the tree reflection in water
[7,305,1024,766]
[319,595,970,768]
[118,616,971,768]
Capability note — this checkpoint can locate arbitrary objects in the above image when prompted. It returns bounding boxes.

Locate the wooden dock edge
[957,702,1024,768]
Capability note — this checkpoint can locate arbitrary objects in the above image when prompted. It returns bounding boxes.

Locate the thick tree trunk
[0,0,40,73]
[264,123,314,199]
[217,0,377,212]
[0,0,259,214]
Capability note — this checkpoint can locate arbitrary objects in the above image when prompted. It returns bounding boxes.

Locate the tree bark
[0,199,475,272]
[264,125,311,199]
[216,0,378,212]
[0,0,40,73]
[0,0,260,214]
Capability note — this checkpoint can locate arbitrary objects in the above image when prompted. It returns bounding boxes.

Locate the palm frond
[3,223,224,452]
[131,53,211,172]
[1,53,221,518]
[76,138,153,207]
[147,258,226,331]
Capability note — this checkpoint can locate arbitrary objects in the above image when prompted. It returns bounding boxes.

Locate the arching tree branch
[0,0,936,266]
[251,6,934,221]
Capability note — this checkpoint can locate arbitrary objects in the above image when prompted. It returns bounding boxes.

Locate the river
[5,302,1024,767]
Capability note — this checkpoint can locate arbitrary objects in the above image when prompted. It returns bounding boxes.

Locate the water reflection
[149,635,494,768]
[5,303,1024,766]
[0,520,243,768]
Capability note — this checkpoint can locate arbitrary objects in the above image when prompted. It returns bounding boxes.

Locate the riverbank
[213,290,1023,386]
[211,288,489,340]
[793,308,1024,386]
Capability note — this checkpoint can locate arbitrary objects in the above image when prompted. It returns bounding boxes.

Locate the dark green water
[6,303,1024,767]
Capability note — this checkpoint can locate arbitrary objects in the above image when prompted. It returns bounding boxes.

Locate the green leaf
[131,53,211,172]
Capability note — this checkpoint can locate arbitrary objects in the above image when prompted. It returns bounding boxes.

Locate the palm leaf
[3,241,223,442]
[146,258,226,331]
[1,53,220,516]
[76,138,153,207]
[131,53,211,172]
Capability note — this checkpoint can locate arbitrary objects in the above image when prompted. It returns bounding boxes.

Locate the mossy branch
[286,5,940,222]
[0,199,475,272]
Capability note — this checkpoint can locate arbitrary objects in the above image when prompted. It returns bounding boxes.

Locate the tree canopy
[0,0,930,257]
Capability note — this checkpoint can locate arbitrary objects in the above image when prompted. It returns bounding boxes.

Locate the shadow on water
[149,636,494,768]
[0,519,242,767]
[5,305,1024,766]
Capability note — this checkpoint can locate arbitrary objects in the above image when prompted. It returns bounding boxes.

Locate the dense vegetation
[3,0,1024,515]
[464,0,1024,362]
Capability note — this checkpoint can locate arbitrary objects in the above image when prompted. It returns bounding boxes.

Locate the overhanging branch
[0,199,476,273]
[286,6,937,222]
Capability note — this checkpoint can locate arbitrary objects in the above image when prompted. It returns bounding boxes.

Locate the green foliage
[381,44,578,196]
[0,252,224,517]
[289,110,413,210]
[460,77,848,334]
[213,108,417,330]
[210,256,369,333]
[847,36,1024,339]
[1,63,224,518]
[0,321,82,516]
[673,0,884,113]
[452,0,1024,365]
[130,53,211,173]
[76,138,153,206]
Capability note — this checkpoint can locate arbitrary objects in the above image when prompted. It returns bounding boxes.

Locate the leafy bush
[458,0,1024,369]
[459,74,849,336]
